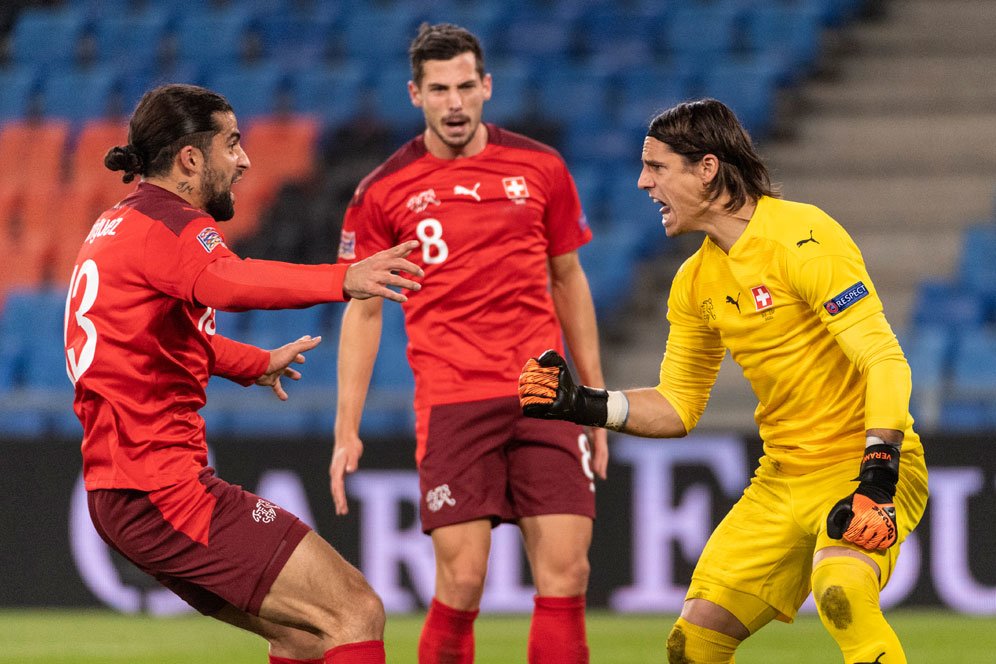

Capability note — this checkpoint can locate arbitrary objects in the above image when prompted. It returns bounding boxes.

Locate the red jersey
[338,125,591,410]
[65,183,347,491]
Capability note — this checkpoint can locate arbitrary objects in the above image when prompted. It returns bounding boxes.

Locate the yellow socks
[812,556,906,664]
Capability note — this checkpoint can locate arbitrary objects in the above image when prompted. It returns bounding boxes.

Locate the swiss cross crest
[750,285,774,311]
[502,176,529,200]
[252,499,278,524]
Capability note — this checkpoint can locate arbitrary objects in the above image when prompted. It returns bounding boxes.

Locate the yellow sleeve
[834,311,913,432]
[656,272,725,432]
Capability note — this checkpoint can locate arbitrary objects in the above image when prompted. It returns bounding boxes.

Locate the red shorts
[417,396,596,533]
[87,467,310,616]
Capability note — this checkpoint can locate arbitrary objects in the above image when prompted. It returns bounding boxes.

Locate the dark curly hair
[104,84,233,183]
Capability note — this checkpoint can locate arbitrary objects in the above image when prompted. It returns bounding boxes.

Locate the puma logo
[856,653,885,664]
[725,293,741,313]
[796,230,820,247]
[453,182,481,201]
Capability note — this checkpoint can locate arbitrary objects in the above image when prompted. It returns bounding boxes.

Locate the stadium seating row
[0,288,416,437]
[0,0,849,142]
[0,116,319,295]
[0,0,869,437]
[904,221,996,430]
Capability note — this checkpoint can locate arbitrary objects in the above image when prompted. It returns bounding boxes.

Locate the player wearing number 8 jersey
[330,23,607,664]
[64,84,423,664]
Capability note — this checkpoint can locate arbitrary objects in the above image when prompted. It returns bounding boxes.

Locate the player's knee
[811,556,879,635]
[536,554,590,596]
[438,561,488,607]
[333,581,386,642]
[665,617,739,664]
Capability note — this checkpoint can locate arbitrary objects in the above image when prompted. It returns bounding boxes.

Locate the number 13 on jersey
[65,259,99,384]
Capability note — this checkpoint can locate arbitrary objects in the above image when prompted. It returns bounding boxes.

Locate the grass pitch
[0,608,993,662]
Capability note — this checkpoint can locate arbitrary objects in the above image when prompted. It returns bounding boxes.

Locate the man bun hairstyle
[409,22,485,86]
[647,98,778,212]
[105,84,233,184]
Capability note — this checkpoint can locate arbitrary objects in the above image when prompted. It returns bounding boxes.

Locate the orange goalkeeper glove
[826,440,900,550]
[518,349,608,427]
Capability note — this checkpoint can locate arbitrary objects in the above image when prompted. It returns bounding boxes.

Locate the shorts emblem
[426,484,457,512]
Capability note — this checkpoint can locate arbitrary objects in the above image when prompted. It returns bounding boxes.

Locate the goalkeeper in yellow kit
[518,99,928,664]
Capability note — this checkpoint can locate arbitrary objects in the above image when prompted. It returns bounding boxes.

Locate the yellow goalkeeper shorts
[687,445,927,623]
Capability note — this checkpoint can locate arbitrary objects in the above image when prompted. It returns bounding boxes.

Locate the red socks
[418,597,479,664]
[324,640,385,664]
[269,657,322,664]
[527,595,589,664]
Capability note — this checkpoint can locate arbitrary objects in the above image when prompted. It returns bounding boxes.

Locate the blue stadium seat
[569,164,607,229]
[0,287,79,436]
[897,325,950,430]
[743,5,824,82]
[341,8,420,61]
[578,223,644,317]
[206,63,287,118]
[482,59,532,127]
[253,2,341,63]
[911,280,987,331]
[578,7,669,67]
[240,305,334,351]
[950,331,996,395]
[9,6,88,69]
[40,66,121,122]
[663,6,741,68]
[943,330,996,430]
[701,58,782,139]
[496,15,577,61]
[175,10,254,69]
[605,172,662,250]
[534,64,612,127]
[616,63,698,135]
[370,66,422,131]
[0,65,39,122]
[291,65,368,127]
[958,224,996,316]
[91,9,173,75]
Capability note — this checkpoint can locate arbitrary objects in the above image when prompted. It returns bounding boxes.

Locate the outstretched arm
[519,350,687,438]
[193,240,423,311]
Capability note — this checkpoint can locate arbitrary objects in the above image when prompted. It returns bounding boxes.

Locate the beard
[202,167,236,221]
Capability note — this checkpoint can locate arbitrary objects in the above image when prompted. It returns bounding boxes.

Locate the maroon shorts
[87,467,310,616]
[417,396,596,533]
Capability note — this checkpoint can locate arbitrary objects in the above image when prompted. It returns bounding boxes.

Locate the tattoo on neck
[177,181,194,194]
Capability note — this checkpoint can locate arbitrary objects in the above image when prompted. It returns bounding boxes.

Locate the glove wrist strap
[856,438,901,497]
[604,390,629,431]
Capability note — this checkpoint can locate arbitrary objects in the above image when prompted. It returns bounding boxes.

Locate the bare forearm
[335,299,382,437]
[617,387,688,438]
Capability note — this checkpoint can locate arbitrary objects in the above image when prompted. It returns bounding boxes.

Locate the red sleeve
[192,256,349,312]
[544,158,592,256]
[211,334,270,385]
[338,191,394,264]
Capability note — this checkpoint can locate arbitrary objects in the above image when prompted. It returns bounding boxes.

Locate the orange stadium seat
[221,115,320,243]
[53,120,137,279]
[0,119,69,191]
[0,121,70,292]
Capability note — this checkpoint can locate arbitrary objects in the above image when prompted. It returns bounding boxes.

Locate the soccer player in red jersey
[329,24,607,664]
[64,84,423,664]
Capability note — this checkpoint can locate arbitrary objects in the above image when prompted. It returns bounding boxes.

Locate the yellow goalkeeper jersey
[657,195,922,475]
